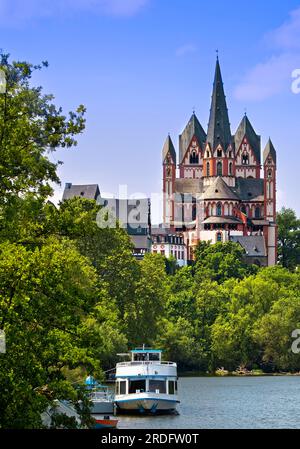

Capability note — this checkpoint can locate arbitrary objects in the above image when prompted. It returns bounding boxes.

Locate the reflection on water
[117,376,300,429]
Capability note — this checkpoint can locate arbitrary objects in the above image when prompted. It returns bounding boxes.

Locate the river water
[115,376,300,429]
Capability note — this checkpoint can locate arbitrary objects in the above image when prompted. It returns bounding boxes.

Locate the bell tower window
[206,162,210,176]
[217,203,222,216]
[255,207,261,219]
[242,154,249,165]
[190,151,199,164]
[217,161,223,176]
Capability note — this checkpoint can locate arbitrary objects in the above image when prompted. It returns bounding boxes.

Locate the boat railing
[116,361,176,367]
[89,387,114,402]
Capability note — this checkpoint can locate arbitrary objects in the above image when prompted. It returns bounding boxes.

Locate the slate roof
[233,178,264,202]
[162,135,176,163]
[263,138,277,164]
[230,235,267,257]
[203,177,240,201]
[179,113,207,163]
[99,198,151,232]
[130,235,151,250]
[202,216,242,224]
[62,183,100,201]
[235,115,261,163]
[206,58,232,151]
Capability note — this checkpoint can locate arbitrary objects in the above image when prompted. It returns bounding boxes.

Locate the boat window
[129,379,146,394]
[168,380,175,395]
[175,381,178,393]
[133,353,147,362]
[149,380,166,394]
[120,381,126,395]
[149,353,160,361]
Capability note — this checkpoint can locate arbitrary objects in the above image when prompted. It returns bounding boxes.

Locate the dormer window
[229,151,232,158]
[217,149,222,158]
[206,151,210,158]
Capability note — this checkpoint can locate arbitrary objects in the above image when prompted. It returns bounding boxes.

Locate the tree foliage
[277,207,300,270]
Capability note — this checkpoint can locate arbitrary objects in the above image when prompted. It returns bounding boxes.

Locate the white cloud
[234,6,300,102]
[234,53,300,101]
[176,44,197,57]
[266,6,300,50]
[0,0,149,24]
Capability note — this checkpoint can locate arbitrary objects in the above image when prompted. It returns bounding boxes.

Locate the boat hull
[115,394,179,414]
[91,401,114,414]
[94,418,118,429]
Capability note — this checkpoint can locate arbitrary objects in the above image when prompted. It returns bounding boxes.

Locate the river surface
[114,376,300,429]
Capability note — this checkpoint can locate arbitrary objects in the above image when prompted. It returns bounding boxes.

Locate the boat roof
[131,348,162,353]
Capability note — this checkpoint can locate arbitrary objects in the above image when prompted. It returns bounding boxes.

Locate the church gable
[181,136,203,166]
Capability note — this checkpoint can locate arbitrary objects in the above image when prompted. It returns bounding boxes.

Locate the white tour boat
[114,347,179,414]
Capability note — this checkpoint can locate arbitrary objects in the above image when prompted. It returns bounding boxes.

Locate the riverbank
[178,370,300,377]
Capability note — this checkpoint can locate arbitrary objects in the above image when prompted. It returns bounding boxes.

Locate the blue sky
[0,0,300,214]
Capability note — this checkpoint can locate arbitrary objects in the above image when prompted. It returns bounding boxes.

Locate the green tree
[125,253,168,346]
[194,241,257,283]
[0,238,100,428]
[277,207,300,270]
[0,53,85,202]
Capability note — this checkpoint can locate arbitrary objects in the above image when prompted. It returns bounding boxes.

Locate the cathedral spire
[207,58,232,152]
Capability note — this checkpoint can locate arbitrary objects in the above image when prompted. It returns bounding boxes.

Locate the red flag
[233,207,247,225]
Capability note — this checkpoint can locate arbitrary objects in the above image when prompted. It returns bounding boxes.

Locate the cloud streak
[176,44,197,57]
[234,6,300,102]
[0,0,150,24]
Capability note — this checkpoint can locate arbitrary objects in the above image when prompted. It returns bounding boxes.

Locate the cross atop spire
[207,58,232,152]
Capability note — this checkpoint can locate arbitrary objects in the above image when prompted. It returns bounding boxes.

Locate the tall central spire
[207,58,232,152]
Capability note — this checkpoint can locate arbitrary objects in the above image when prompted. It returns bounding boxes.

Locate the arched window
[229,162,233,176]
[206,162,210,176]
[268,169,272,179]
[206,151,210,158]
[241,205,247,215]
[242,154,249,165]
[192,204,197,221]
[217,161,223,176]
[229,151,232,158]
[189,151,199,164]
[217,203,222,216]
[217,232,222,242]
[255,207,261,219]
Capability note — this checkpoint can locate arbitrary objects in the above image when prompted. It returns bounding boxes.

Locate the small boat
[114,346,180,414]
[94,415,118,429]
[85,376,114,414]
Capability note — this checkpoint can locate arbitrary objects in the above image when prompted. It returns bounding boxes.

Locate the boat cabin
[131,348,162,362]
